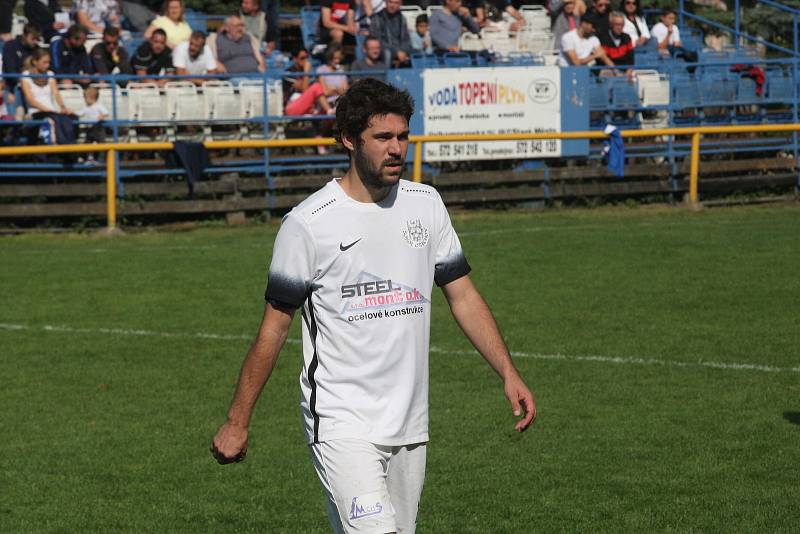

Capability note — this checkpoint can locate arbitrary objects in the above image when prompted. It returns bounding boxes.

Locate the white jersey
[265,178,470,446]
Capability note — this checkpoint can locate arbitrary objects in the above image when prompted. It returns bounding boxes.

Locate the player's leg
[386,442,427,534]
[309,438,398,533]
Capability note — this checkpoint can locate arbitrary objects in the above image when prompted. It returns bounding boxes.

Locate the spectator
[471,0,526,32]
[359,0,385,19]
[2,24,41,95]
[210,15,264,74]
[651,9,698,62]
[622,0,649,48]
[90,26,134,78]
[350,35,388,78]
[50,25,93,86]
[584,0,610,37]
[368,0,412,66]
[558,14,612,67]
[172,30,220,85]
[551,0,580,47]
[429,0,480,54]
[132,27,173,86]
[599,11,634,70]
[240,0,267,44]
[319,0,357,46]
[283,47,334,116]
[410,14,432,54]
[20,48,76,144]
[77,85,107,162]
[73,0,122,34]
[120,0,160,32]
[316,43,347,110]
[23,0,66,42]
[0,0,18,42]
[145,0,192,49]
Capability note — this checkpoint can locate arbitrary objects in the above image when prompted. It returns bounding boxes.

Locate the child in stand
[410,14,432,54]
[78,86,108,163]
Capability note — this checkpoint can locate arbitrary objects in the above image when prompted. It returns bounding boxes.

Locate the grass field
[1,204,799,532]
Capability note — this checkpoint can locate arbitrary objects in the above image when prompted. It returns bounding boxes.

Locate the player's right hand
[210,423,249,465]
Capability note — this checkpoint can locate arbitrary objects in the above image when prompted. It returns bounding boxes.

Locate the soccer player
[210,78,536,533]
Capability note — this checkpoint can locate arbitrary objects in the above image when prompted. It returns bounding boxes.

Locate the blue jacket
[50,38,93,76]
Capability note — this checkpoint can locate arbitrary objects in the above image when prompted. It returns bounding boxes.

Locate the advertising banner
[422,66,561,161]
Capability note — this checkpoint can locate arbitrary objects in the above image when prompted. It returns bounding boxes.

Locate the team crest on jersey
[402,218,429,248]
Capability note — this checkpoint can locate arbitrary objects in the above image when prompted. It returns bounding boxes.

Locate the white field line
[1,322,797,374]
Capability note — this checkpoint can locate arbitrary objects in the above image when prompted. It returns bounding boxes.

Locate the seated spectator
[2,24,40,96]
[316,43,347,110]
[210,15,264,74]
[172,30,220,85]
[50,25,93,86]
[132,28,173,86]
[430,0,480,54]
[622,0,649,48]
[73,0,122,35]
[283,48,334,116]
[584,0,610,37]
[77,85,108,161]
[145,0,192,49]
[90,26,134,78]
[599,11,634,70]
[350,35,388,79]
[319,0,358,46]
[368,0,412,67]
[23,0,66,42]
[558,14,612,67]
[240,0,267,44]
[471,0,526,32]
[358,0,385,20]
[551,0,580,47]
[20,48,76,144]
[651,9,698,62]
[120,0,160,33]
[410,14,433,54]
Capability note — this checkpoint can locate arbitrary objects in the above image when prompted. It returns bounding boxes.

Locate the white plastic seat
[520,5,550,31]
[515,28,553,53]
[94,84,129,121]
[536,49,561,66]
[481,29,513,56]
[459,32,484,52]
[127,82,166,123]
[202,80,242,121]
[57,84,86,115]
[636,70,671,107]
[426,5,443,19]
[401,5,424,34]
[238,79,284,120]
[165,81,204,122]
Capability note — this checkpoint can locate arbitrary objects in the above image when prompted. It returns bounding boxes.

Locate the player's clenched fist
[210,423,249,465]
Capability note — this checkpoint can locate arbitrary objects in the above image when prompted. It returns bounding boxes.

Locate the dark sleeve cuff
[264,274,309,309]
[434,254,471,286]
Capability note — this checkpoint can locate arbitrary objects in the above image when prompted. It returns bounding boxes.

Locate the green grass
[1,204,799,532]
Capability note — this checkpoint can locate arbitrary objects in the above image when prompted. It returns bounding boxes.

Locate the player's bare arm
[441,275,537,432]
[211,302,295,464]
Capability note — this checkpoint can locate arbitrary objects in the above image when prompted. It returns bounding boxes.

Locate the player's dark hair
[335,78,415,154]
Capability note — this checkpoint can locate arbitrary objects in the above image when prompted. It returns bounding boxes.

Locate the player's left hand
[504,372,536,432]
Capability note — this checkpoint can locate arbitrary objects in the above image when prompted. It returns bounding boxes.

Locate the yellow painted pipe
[689,132,701,204]
[107,149,117,229]
[413,141,423,183]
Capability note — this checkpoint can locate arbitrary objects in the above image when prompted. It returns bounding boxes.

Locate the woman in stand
[20,48,76,144]
[622,0,650,48]
[145,0,192,48]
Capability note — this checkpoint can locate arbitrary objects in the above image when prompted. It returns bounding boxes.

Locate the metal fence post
[106,148,117,229]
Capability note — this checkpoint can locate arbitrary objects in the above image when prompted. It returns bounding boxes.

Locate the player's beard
[353,147,405,189]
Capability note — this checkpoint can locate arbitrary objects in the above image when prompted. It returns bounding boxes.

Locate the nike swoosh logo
[339,238,362,252]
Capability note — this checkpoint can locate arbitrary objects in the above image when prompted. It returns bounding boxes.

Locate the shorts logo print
[402,218,430,248]
[349,496,383,520]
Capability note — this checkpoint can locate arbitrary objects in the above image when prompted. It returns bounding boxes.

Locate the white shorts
[309,439,427,534]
